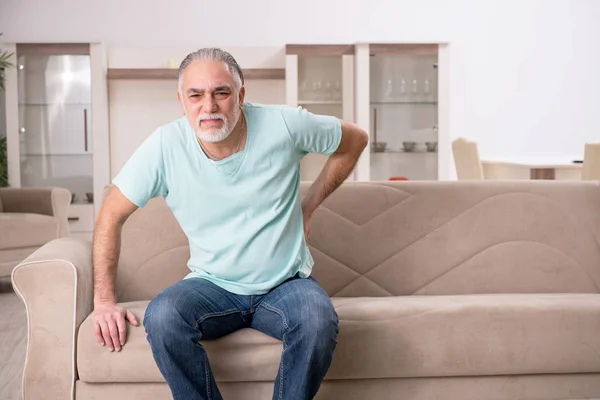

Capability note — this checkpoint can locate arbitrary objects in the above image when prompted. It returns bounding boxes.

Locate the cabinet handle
[68,217,80,222]
[83,109,88,152]
[373,108,378,145]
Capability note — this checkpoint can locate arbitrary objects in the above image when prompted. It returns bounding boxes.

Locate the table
[481,157,583,180]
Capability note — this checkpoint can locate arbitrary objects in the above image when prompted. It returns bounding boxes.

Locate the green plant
[0,32,12,186]
[0,136,7,187]
[0,33,14,90]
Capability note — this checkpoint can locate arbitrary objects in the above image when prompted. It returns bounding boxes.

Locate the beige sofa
[11,180,600,400]
[0,187,71,277]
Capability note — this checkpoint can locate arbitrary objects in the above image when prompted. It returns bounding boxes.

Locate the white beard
[194,115,233,143]
[190,103,241,143]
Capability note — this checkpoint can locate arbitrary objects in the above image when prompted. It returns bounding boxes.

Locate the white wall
[1,0,599,164]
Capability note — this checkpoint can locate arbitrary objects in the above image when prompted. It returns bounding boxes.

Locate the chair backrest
[452,137,485,180]
[582,143,600,180]
[115,181,600,302]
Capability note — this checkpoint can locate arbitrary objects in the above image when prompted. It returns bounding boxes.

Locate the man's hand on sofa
[91,303,139,352]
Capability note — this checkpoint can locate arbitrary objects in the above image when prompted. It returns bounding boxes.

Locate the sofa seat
[0,212,60,251]
[77,293,600,383]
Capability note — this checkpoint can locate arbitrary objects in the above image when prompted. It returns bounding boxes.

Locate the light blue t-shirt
[112,102,342,295]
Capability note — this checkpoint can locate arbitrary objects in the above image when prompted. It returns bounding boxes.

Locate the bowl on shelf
[371,141,387,153]
[402,141,416,152]
[85,192,94,203]
[425,141,438,152]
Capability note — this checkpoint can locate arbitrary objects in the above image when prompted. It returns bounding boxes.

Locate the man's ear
[239,86,246,108]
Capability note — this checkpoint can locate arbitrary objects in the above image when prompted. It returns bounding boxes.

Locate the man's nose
[202,95,218,113]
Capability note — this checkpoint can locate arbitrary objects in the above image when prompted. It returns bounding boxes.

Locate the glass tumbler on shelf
[312,80,323,101]
[325,80,332,101]
[384,79,394,101]
[300,80,309,101]
[411,79,418,102]
[334,80,341,101]
[424,79,431,102]
[399,79,407,101]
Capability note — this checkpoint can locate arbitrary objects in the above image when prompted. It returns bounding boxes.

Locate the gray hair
[178,48,244,93]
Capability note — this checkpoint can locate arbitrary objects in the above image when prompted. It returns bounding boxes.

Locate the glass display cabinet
[354,43,442,182]
[285,45,355,181]
[4,43,110,240]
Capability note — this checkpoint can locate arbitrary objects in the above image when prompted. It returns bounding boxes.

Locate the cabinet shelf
[371,151,437,155]
[22,152,93,156]
[298,100,342,105]
[371,101,437,105]
[107,68,285,80]
[19,102,92,106]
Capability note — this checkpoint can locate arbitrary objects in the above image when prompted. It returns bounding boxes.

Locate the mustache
[196,113,226,125]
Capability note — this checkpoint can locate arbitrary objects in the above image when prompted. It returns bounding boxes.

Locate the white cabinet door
[19,103,91,155]
[355,43,446,181]
[5,42,109,200]
[17,53,92,156]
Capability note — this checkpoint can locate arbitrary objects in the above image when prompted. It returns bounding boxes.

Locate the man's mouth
[200,119,222,126]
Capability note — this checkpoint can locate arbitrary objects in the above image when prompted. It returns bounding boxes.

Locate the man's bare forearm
[302,151,360,216]
[92,220,123,306]
[91,186,139,307]
[303,121,368,215]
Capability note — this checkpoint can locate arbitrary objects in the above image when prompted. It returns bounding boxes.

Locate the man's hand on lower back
[301,202,313,242]
[303,214,311,242]
[91,303,139,352]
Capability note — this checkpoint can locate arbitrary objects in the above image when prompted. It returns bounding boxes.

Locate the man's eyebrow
[214,85,232,92]
[186,86,232,95]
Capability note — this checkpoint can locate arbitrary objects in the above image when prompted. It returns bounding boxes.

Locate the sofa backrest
[115,180,600,302]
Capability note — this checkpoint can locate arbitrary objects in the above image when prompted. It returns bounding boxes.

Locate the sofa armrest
[0,187,71,237]
[11,237,93,400]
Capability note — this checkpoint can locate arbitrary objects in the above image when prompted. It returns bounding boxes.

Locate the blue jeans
[143,274,339,400]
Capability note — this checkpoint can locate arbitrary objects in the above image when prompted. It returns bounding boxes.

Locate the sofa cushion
[0,212,59,251]
[77,301,282,383]
[77,293,600,383]
[114,181,600,303]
